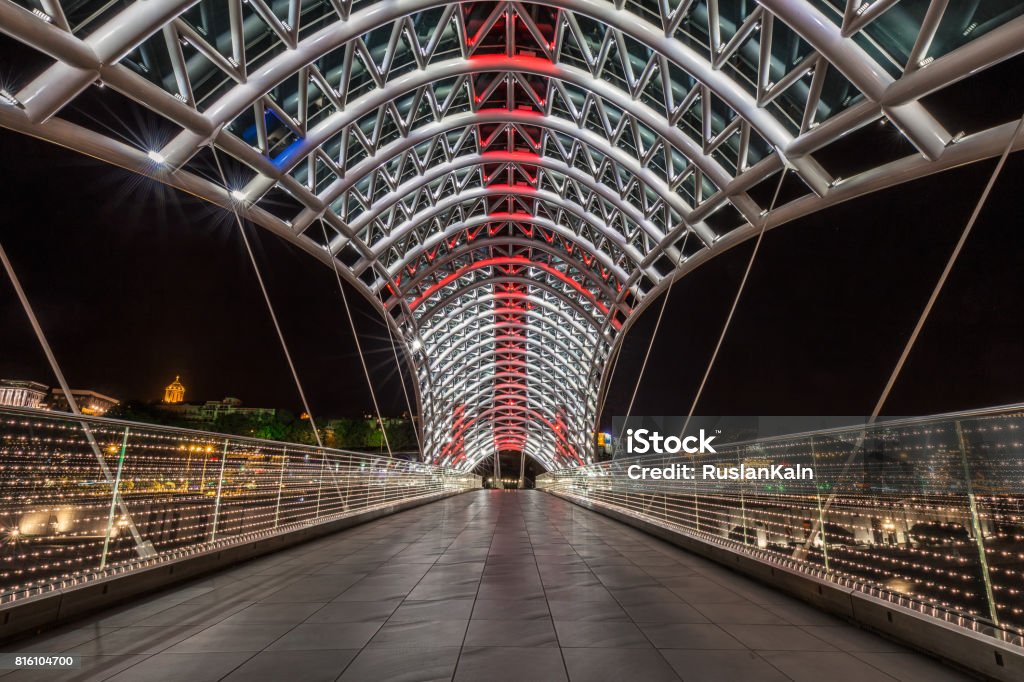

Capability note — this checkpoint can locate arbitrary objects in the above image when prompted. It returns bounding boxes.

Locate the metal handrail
[0,404,388,458]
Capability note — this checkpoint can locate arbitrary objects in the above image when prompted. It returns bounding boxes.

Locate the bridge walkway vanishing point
[0,490,971,682]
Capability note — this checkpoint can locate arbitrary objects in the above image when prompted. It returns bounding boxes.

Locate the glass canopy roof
[0,0,1021,470]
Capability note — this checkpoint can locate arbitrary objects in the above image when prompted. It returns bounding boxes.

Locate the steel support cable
[377,310,423,455]
[662,166,789,533]
[682,165,791,435]
[318,219,394,458]
[210,148,359,512]
[367,271,423,454]
[0,242,153,557]
[619,230,694,446]
[208,145,324,449]
[799,111,1024,560]
[870,112,1024,419]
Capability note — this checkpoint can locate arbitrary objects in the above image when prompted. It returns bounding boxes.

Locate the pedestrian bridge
[1,0,1023,678]
[0,405,1021,680]
[0,488,992,682]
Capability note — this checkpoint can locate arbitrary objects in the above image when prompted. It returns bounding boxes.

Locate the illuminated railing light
[0,406,479,603]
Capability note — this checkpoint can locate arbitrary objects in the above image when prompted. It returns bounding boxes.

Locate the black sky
[0,129,415,417]
[1,55,1022,425]
[601,151,1024,427]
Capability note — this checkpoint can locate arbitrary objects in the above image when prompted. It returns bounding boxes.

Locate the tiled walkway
[1,490,972,681]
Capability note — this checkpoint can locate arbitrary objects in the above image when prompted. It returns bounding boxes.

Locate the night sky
[1,59,1022,427]
[0,129,415,418]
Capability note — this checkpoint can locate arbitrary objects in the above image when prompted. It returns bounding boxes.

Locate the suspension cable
[0,241,151,555]
[620,230,693,438]
[871,113,1024,419]
[318,220,394,458]
[797,112,1024,557]
[209,145,323,449]
[369,269,423,454]
[682,165,790,434]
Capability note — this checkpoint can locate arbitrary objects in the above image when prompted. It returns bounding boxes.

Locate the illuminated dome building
[164,376,185,404]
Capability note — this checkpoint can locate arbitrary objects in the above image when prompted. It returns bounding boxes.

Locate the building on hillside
[48,388,119,415]
[184,397,275,422]
[158,396,275,423]
[0,379,49,408]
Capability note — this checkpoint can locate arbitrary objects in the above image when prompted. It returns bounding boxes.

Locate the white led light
[147,150,166,164]
[0,89,20,107]
[231,189,247,201]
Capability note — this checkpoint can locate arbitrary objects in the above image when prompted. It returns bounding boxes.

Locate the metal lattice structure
[1,1,1022,470]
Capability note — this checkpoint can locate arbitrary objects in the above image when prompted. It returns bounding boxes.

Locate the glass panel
[537,407,1024,643]
[0,407,478,604]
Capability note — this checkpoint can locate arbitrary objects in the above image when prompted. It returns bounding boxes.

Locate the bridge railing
[0,406,479,604]
[538,405,1024,647]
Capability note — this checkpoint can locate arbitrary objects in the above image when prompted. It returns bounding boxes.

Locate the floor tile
[555,621,652,648]
[720,624,838,651]
[367,619,468,647]
[104,652,254,682]
[338,646,461,682]
[0,625,118,654]
[543,585,614,602]
[222,649,359,681]
[163,622,295,653]
[691,602,789,624]
[66,625,206,655]
[471,598,551,620]
[799,626,906,653]
[223,602,326,624]
[561,647,679,682]
[758,650,899,682]
[389,599,475,622]
[621,600,710,624]
[638,623,746,650]
[851,652,974,681]
[464,619,558,647]
[304,600,401,623]
[454,646,567,682]
[660,649,789,682]
[266,622,382,650]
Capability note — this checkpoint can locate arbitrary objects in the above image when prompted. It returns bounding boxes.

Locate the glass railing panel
[0,407,479,604]
[538,406,1024,645]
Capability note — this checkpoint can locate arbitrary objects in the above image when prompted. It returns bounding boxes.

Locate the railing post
[314,449,326,519]
[691,451,701,532]
[956,419,1000,628]
[99,426,130,571]
[342,453,352,511]
[273,447,288,529]
[810,436,829,571]
[199,449,209,492]
[209,439,229,543]
[738,446,749,546]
